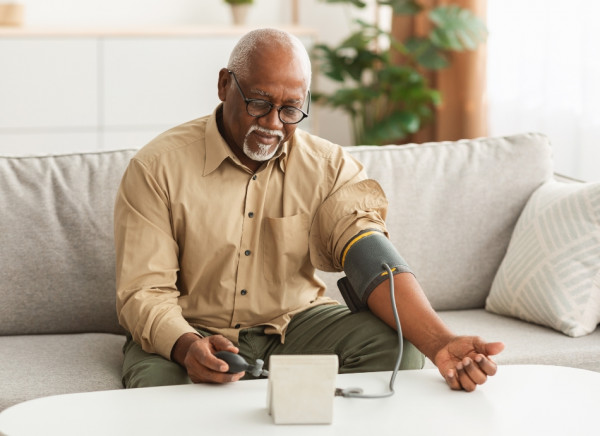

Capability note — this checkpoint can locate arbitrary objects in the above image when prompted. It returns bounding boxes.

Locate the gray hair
[227,28,312,89]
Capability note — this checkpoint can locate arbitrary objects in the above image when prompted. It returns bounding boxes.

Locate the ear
[217,68,230,102]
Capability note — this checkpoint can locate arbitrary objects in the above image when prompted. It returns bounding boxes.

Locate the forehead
[240,48,308,100]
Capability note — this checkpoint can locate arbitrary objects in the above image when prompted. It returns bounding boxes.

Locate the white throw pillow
[486,180,600,337]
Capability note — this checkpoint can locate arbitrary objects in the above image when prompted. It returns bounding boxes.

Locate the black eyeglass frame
[228,70,310,125]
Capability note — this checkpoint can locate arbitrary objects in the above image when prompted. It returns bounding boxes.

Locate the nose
[259,107,284,131]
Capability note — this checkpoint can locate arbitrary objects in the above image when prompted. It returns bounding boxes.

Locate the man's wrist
[171,332,203,365]
[428,333,457,363]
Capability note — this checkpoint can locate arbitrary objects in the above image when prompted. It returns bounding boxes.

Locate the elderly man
[114,28,503,392]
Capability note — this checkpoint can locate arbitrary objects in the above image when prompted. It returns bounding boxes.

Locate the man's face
[218,50,309,167]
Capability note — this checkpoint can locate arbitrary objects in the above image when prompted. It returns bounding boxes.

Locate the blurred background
[0,0,598,181]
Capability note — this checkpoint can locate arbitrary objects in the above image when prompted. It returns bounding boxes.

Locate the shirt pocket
[263,213,309,284]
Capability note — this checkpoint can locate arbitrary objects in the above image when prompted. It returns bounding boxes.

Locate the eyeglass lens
[247,101,304,123]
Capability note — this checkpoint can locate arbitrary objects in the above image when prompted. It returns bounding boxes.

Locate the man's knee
[364,319,425,371]
[397,340,426,370]
[123,358,191,388]
[122,336,191,388]
[338,311,425,372]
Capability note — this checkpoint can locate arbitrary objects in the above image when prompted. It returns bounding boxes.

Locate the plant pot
[230,4,250,26]
[0,3,24,26]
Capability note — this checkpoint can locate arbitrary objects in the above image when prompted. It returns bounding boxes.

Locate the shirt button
[235,323,241,329]
[248,212,254,218]
[241,289,248,295]
[252,175,257,180]
[245,250,251,256]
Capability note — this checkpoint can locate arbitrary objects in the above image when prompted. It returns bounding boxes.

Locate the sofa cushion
[320,133,554,310]
[486,180,600,337]
[0,333,125,411]
[0,150,136,335]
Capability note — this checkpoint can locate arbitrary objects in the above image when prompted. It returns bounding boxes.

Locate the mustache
[246,125,284,141]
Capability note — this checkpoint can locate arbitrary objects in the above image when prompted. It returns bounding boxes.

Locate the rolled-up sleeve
[309,178,389,272]
[114,158,198,359]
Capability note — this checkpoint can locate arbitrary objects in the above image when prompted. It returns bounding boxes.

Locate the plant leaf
[312,44,347,82]
[312,24,386,83]
[320,0,367,8]
[428,5,487,51]
[314,87,380,115]
[404,37,449,69]
[378,0,422,15]
[364,111,420,144]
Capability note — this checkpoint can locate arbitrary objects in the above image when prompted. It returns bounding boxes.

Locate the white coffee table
[1,365,598,436]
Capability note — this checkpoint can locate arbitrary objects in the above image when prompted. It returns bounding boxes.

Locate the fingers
[484,341,505,356]
[183,336,244,384]
[474,353,498,376]
[208,334,239,354]
[439,336,504,392]
[447,355,498,392]
[472,337,505,357]
[444,369,461,391]
[189,366,245,384]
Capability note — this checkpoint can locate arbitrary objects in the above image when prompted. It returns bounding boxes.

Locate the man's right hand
[171,332,245,383]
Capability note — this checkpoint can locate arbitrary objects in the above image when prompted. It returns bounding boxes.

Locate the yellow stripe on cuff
[380,267,397,277]
[341,231,378,268]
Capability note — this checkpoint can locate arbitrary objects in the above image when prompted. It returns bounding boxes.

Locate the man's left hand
[434,336,505,392]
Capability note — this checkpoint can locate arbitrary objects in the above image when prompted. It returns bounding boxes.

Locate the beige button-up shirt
[114,106,389,359]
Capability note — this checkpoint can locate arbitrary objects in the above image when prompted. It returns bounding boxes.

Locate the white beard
[243,125,284,162]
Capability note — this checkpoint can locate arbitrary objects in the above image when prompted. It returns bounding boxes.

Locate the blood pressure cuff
[337,230,412,313]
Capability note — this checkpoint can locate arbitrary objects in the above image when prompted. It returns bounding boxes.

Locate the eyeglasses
[228,70,310,125]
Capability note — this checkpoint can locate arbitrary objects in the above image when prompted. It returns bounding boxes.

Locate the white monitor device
[267,355,339,425]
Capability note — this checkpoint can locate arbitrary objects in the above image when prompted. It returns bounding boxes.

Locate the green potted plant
[312,0,487,145]
[224,0,254,25]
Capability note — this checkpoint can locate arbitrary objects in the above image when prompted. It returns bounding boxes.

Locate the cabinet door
[101,37,232,130]
[0,38,98,130]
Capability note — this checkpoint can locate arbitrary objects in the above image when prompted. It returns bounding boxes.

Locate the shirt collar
[203,105,235,176]
[204,104,290,176]
[276,137,290,173]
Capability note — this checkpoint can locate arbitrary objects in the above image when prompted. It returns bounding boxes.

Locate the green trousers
[122,304,425,388]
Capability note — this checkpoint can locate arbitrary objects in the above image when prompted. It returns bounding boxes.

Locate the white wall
[20,0,288,28]
[9,0,385,147]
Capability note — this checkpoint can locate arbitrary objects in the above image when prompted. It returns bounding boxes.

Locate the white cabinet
[102,37,231,127]
[98,36,235,150]
[0,37,99,154]
[0,28,316,155]
[0,38,98,129]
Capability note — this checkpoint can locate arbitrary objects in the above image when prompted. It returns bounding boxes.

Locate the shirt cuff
[153,316,202,361]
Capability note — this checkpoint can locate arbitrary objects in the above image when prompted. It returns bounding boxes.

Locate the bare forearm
[367,273,455,362]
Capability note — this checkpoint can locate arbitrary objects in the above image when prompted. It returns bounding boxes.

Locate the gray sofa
[1,132,598,411]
